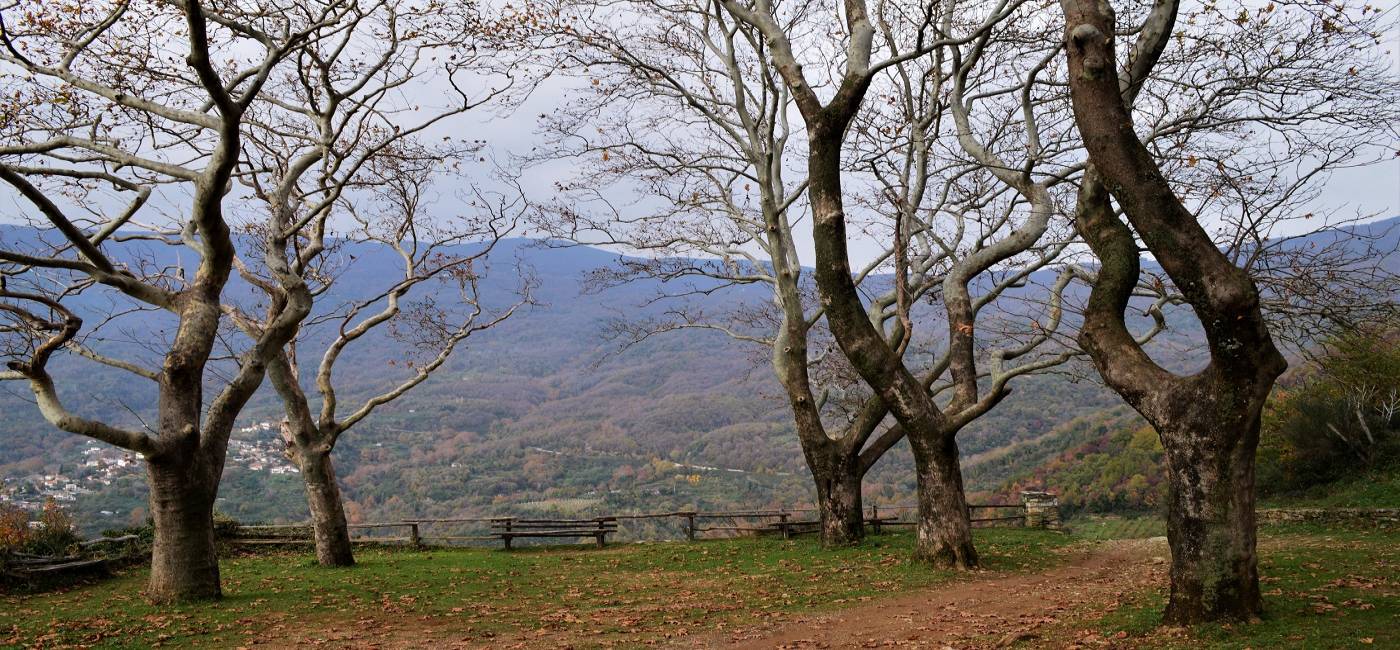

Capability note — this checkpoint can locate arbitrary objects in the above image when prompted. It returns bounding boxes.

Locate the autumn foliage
[0,499,78,556]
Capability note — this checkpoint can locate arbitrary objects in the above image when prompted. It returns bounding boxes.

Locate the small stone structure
[1020,491,1061,529]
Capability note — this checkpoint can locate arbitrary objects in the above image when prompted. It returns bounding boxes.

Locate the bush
[29,501,79,555]
[0,506,29,552]
[1259,324,1400,497]
[0,500,80,557]
[213,511,242,540]
[99,524,154,545]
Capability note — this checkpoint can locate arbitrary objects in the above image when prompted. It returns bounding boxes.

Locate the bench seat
[489,520,617,549]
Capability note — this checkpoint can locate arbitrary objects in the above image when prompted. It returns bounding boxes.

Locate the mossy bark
[1156,397,1267,623]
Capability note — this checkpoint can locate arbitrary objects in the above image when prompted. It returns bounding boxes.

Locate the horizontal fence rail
[232,502,1032,549]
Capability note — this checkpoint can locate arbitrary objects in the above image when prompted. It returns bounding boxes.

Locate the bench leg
[503,536,512,551]
[596,534,605,548]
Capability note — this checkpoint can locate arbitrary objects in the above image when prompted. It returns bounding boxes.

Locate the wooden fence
[232,502,1027,548]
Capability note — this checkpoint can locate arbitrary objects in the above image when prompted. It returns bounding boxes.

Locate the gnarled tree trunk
[1062,0,1287,623]
[1154,381,1270,623]
[1073,169,1283,623]
[773,258,907,549]
[708,0,987,566]
[804,417,909,548]
[807,122,978,568]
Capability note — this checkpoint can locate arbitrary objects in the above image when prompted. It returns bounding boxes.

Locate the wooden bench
[1,553,111,580]
[489,517,618,550]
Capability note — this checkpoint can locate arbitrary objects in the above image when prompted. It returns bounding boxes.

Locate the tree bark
[775,287,870,548]
[299,448,355,567]
[813,458,865,546]
[714,0,982,566]
[1074,170,1280,624]
[910,433,978,568]
[1156,385,1267,623]
[1061,0,1286,624]
[806,114,978,568]
[146,457,221,603]
[268,354,356,567]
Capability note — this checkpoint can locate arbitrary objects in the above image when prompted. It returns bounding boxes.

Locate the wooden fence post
[409,522,422,548]
[779,510,790,540]
[685,512,696,542]
[871,504,881,535]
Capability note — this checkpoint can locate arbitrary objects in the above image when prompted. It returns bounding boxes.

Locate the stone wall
[1256,508,1399,525]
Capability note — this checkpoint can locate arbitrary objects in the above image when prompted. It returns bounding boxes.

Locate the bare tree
[0,0,341,601]
[215,0,539,567]
[1060,0,1397,623]
[536,0,1103,558]
[242,156,529,566]
[528,0,907,545]
[710,0,1102,567]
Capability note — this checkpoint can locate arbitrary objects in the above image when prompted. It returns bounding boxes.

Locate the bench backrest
[490,520,617,531]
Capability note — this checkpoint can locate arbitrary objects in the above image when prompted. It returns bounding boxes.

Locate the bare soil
[683,538,1168,649]
[249,538,1167,649]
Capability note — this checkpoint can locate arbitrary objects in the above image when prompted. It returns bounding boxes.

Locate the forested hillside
[2,218,1394,532]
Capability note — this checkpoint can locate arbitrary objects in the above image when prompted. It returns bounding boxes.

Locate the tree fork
[1062,0,1286,624]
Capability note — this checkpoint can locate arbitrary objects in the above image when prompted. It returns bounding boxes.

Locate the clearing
[699,537,1166,648]
[2,523,1395,649]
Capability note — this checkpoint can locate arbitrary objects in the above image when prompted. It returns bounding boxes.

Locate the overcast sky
[2,0,1397,270]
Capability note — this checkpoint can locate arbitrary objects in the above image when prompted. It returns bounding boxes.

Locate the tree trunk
[1157,407,1264,623]
[299,447,355,567]
[814,464,864,547]
[146,458,221,603]
[1061,0,1288,624]
[909,433,978,568]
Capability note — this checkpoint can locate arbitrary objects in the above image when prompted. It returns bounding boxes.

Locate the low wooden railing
[233,501,1028,548]
[234,521,425,545]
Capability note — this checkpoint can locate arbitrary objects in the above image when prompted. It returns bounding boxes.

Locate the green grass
[1261,469,1400,509]
[1095,522,1399,649]
[1066,513,1167,540]
[1,528,1072,649]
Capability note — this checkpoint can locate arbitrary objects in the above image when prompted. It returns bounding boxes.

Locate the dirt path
[684,538,1168,649]
[249,538,1167,649]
